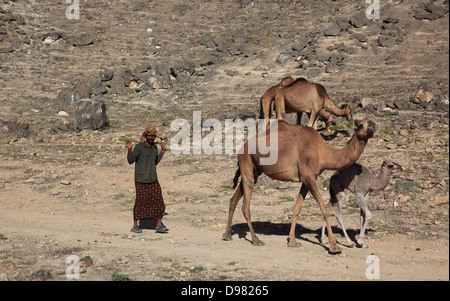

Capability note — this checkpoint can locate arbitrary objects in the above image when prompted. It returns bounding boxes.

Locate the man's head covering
[139,126,157,142]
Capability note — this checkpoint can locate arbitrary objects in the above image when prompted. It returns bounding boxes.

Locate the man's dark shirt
[127,141,164,183]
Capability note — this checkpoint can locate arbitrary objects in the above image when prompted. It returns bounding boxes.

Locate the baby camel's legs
[321,192,355,248]
[356,193,372,248]
[335,192,355,247]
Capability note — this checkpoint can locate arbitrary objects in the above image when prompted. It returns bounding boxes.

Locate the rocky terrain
[0,0,448,282]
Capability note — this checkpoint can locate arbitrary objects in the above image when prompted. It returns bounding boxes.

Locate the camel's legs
[335,193,355,247]
[287,184,309,247]
[304,175,342,254]
[222,182,243,241]
[356,193,371,248]
[262,97,272,129]
[319,108,333,130]
[307,109,319,130]
[296,112,303,125]
[321,191,355,247]
[320,204,330,244]
[274,95,285,120]
[241,176,264,246]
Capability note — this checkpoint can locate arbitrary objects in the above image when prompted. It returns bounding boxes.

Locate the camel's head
[353,114,376,142]
[382,159,403,174]
[341,104,352,120]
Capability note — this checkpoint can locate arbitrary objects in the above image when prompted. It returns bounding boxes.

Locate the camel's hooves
[287,240,302,248]
[329,246,342,254]
[222,234,232,241]
[252,240,265,246]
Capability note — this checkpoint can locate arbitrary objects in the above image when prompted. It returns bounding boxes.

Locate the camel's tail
[232,166,241,189]
[259,96,264,120]
[327,182,340,209]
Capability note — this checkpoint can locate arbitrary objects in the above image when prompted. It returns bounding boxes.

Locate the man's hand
[159,141,167,151]
[125,141,133,151]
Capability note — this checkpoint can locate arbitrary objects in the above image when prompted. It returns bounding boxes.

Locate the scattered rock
[148,65,172,89]
[200,34,217,48]
[414,3,449,20]
[275,53,291,65]
[75,99,109,130]
[79,256,94,267]
[57,80,92,105]
[266,12,279,21]
[31,269,52,281]
[349,13,368,28]
[232,30,249,44]
[58,111,69,117]
[410,89,433,104]
[399,129,409,136]
[42,32,62,45]
[72,31,93,46]
[99,69,114,82]
[324,21,342,36]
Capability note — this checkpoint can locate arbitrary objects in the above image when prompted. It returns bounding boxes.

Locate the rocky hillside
[1,0,448,139]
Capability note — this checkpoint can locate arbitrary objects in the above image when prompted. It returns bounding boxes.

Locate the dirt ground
[0,0,448,282]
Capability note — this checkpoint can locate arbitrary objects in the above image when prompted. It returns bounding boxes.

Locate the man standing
[126,127,168,234]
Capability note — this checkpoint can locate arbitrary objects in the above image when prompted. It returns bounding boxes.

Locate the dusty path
[0,157,448,281]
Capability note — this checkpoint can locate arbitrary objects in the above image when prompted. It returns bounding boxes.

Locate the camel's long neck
[324,98,346,116]
[370,168,392,192]
[322,135,366,171]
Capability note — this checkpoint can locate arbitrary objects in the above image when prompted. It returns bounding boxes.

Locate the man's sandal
[155,224,168,233]
[131,226,143,233]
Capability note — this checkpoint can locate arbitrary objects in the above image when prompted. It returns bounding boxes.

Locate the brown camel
[260,77,335,130]
[273,78,352,129]
[222,115,376,254]
[259,76,295,127]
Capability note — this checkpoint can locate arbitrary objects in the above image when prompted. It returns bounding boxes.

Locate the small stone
[60,180,71,185]
[31,269,53,281]
[399,129,409,136]
[79,256,94,267]
[58,111,69,117]
[277,185,289,190]
[72,31,93,46]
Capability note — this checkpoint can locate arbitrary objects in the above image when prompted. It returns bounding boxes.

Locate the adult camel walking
[273,78,352,129]
[222,115,376,254]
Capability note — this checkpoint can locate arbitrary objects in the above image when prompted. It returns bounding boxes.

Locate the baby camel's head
[381,159,403,174]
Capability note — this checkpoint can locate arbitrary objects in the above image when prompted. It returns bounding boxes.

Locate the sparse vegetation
[111,270,130,281]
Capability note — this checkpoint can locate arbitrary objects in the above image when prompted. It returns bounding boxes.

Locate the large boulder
[75,99,109,130]
[57,80,92,105]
